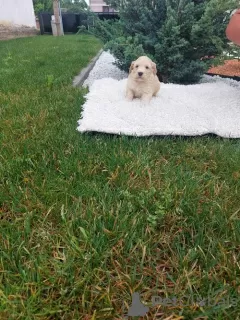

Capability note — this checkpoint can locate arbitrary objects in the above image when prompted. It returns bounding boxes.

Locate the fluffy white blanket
[77,76,240,138]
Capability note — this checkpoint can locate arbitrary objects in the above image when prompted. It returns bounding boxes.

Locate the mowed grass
[0,35,240,320]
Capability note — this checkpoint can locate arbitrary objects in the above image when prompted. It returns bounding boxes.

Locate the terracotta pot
[226,9,240,46]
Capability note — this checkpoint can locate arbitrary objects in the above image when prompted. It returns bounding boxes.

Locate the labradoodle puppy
[126,56,161,103]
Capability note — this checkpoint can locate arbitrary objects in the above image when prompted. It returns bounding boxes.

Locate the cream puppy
[126,56,161,103]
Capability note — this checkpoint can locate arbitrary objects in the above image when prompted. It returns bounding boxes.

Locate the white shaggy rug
[78,52,240,138]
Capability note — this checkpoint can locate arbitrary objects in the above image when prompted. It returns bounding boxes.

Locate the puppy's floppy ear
[151,61,157,75]
[129,61,135,73]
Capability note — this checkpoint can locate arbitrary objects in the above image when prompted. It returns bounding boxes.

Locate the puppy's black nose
[138,72,143,77]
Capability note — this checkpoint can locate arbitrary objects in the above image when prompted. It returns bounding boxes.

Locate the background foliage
[33,0,88,14]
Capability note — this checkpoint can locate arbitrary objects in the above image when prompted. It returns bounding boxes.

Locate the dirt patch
[208,59,240,77]
[0,24,39,41]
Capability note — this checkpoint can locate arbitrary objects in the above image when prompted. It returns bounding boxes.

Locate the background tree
[33,0,88,14]
[61,0,88,13]
[33,0,52,14]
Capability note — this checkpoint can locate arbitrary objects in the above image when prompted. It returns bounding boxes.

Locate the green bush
[92,19,124,43]
[105,36,148,71]
[98,0,238,84]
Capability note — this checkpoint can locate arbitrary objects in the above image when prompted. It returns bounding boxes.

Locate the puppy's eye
[135,65,139,68]
[146,66,149,69]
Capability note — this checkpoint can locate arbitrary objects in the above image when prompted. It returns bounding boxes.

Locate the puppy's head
[129,56,157,81]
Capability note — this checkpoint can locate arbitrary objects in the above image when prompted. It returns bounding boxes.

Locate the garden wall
[0,0,36,28]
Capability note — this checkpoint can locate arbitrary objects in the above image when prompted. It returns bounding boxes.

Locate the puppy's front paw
[126,91,134,102]
[141,94,152,104]
[126,89,134,101]
[126,96,134,102]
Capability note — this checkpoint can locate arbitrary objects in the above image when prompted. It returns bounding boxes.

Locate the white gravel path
[83,51,127,88]
[84,50,239,88]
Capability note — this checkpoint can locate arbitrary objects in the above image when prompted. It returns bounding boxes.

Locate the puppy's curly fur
[126,56,161,103]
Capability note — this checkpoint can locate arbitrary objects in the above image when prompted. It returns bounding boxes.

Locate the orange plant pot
[226,9,240,46]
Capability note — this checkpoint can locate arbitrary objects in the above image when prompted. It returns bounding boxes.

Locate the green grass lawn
[0,35,240,320]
